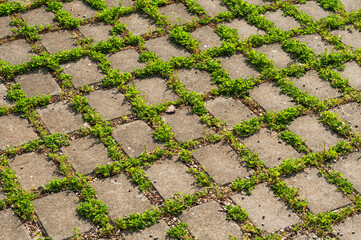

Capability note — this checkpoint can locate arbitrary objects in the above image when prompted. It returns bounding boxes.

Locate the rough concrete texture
[176,68,215,94]
[79,22,113,43]
[0,83,11,107]
[264,9,301,31]
[196,0,228,17]
[221,19,266,39]
[244,0,268,6]
[120,13,157,36]
[159,3,196,25]
[339,61,361,90]
[104,0,133,7]
[0,16,14,39]
[0,209,32,240]
[340,0,361,12]
[62,0,97,20]
[107,48,145,73]
[21,6,56,26]
[255,43,295,68]
[294,34,335,55]
[0,39,35,65]
[191,26,222,51]
[120,220,170,240]
[334,213,361,239]
[219,53,260,79]
[332,27,361,49]
[295,1,330,21]
[41,30,77,54]
[145,36,190,61]
[331,102,361,135]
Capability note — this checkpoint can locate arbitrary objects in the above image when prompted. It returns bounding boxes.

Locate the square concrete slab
[331,102,361,135]
[291,70,342,100]
[294,34,335,55]
[41,30,77,54]
[219,53,260,80]
[145,158,199,199]
[0,16,13,39]
[296,1,330,21]
[191,26,222,51]
[79,22,112,43]
[9,152,61,190]
[264,9,301,31]
[14,68,61,97]
[0,115,38,150]
[243,128,301,168]
[0,83,11,107]
[231,183,301,232]
[112,120,163,158]
[159,3,196,25]
[340,0,361,12]
[205,97,256,128]
[0,39,35,65]
[334,213,361,238]
[287,114,342,152]
[37,101,88,134]
[62,0,97,20]
[21,6,56,26]
[255,43,295,69]
[221,18,266,40]
[91,174,152,221]
[192,142,249,185]
[121,221,169,239]
[87,88,132,120]
[61,57,105,88]
[104,0,134,7]
[283,168,351,214]
[162,108,207,143]
[332,151,361,193]
[339,61,361,90]
[33,191,93,240]
[62,136,112,175]
[175,68,215,94]
[180,201,243,239]
[196,0,228,17]
[120,13,157,36]
[144,36,190,61]
[107,48,145,73]
[0,209,32,240]
[332,27,361,49]
[0,190,5,201]
[250,82,297,112]
[131,77,178,105]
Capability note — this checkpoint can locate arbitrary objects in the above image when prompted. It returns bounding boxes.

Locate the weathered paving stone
[264,9,301,31]
[9,152,61,190]
[296,1,330,21]
[0,39,35,65]
[284,168,351,214]
[0,83,11,107]
[41,30,77,54]
[205,97,256,128]
[0,209,32,240]
[120,13,157,35]
[219,53,260,80]
[0,16,13,39]
[332,27,361,49]
[14,68,61,97]
[294,34,335,55]
[255,43,295,69]
[340,0,361,12]
[180,201,243,239]
[243,128,301,168]
[145,36,190,61]
[62,136,112,175]
[91,174,152,221]
[244,0,268,6]
[196,0,228,17]
[175,68,214,94]
[107,48,145,73]
[159,3,196,25]
[87,89,132,120]
[61,57,105,88]
[120,220,170,240]
[33,191,93,240]
[334,213,361,239]
[288,114,342,152]
[192,142,249,185]
[112,120,163,158]
[332,102,361,134]
[132,77,178,105]
[0,115,38,150]
[221,19,266,39]
[145,157,199,199]
[21,6,55,26]
[231,183,301,232]
[191,26,222,51]
[250,82,297,112]
[291,70,341,100]
[79,22,112,43]
[332,151,361,193]
[37,101,88,134]
[162,108,207,143]
[338,61,361,90]
[104,0,133,7]
[0,190,5,201]
[62,0,97,20]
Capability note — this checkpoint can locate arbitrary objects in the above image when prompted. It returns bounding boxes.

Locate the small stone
[166,105,176,114]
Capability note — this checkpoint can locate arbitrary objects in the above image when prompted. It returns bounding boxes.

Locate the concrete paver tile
[196,0,228,17]
[21,6,56,26]
[338,61,361,90]
[0,39,35,65]
[41,30,77,54]
[294,34,335,55]
[33,191,93,240]
[255,43,295,69]
[0,83,11,107]
[180,201,243,239]
[296,1,330,21]
[120,220,170,240]
[0,209,32,240]
[9,152,61,190]
[107,48,145,73]
[104,0,133,7]
[120,13,157,36]
[176,68,215,94]
[145,36,190,61]
[219,53,260,80]
[264,9,301,31]
[231,183,301,232]
[243,128,301,168]
[244,0,268,6]
[340,0,361,12]
[91,174,152,221]
[287,114,342,152]
[331,102,361,135]
[334,213,361,239]
[192,142,249,185]
[0,190,5,201]
[145,157,200,199]
[112,120,163,158]
[191,26,222,51]
[62,136,112,175]
[332,27,361,49]
[0,16,13,39]
[62,0,97,20]
[87,88,132,120]
[0,115,38,150]
[283,168,351,214]
[79,22,113,43]
[159,3,196,25]
[221,19,266,39]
